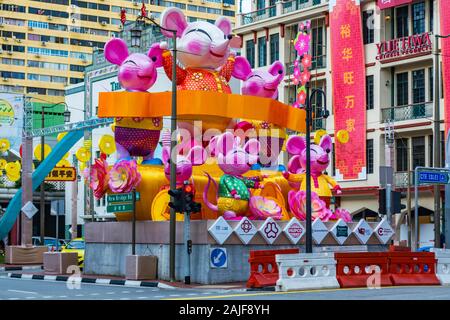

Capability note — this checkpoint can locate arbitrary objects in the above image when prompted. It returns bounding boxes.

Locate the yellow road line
[164,285,442,300]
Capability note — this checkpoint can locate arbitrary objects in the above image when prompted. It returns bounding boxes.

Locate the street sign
[107,192,140,203]
[417,168,450,185]
[45,167,76,182]
[330,219,351,245]
[21,201,38,219]
[106,203,134,213]
[210,248,227,268]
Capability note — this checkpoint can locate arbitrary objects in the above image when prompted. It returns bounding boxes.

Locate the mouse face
[232,57,285,99]
[286,134,332,175]
[162,145,206,184]
[210,132,260,176]
[160,7,233,70]
[104,38,163,91]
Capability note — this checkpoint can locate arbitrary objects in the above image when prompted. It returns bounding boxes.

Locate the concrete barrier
[275,252,340,292]
[431,248,450,285]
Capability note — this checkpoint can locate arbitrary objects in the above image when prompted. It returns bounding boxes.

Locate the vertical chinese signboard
[330,0,367,181]
[441,0,450,136]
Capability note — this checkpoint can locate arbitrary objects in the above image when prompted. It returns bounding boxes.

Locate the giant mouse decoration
[104,38,164,164]
[158,7,238,93]
[232,56,285,99]
[283,134,342,207]
[203,132,263,220]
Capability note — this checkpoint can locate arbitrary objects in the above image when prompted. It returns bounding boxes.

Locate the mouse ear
[319,135,332,153]
[232,56,252,80]
[215,17,232,36]
[268,61,285,77]
[286,136,306,155]
[104,38,129,65]
[160,7,188,38]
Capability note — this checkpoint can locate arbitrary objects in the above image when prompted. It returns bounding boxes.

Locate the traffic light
[378,189,406,215]
[168,187,184,213]
[183,182,201,214]
[392,191,407,214]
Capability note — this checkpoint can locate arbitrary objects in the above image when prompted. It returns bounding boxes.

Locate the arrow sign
[210,248,227,268]
[418,168,450,185]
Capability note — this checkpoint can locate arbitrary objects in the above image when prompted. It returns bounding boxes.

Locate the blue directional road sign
[210,248,227,268]
[418,169,450,185]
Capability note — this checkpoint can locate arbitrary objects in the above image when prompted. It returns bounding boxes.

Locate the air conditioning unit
[2,78,9,82]
[119,25,123,29]
[72,18,76,24]
[93,46,99,51]
[101,21,107,26]
[16,38,21,43]
[28,26,34,31]
[188,0,193,2]
[0,49,3,54]
[41,41,47,46]
[0,23,4,28]
[47,15,53,21]
[2,36,8,41]
[35,54,40,58]
[223,3,230,7]
[70,4,77,10]
[133,1,139,6]
[7,51,12,55]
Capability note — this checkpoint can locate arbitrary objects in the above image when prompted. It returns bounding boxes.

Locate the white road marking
[202,292,213,294]
[121,291,130,294]
[136,290,144,293]
[169,294,181,297]
[187,293,197,296]
[26,297,36,299]
[154,295,164,298]
[8,289,38,295]
[42,296,53,299]
[106,292,115,295]
[119,298,130,300]
[75,294,84,297]
[138,296,148,299]
[8,298,20,300]
[90,293,99,296]
[59,295,68,298]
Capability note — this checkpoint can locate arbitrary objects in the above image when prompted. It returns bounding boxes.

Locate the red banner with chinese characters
[441,0,450,136]
[377,0,412,10]
[330,0,367,181]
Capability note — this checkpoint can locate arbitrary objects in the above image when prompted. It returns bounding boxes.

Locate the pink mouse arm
[162,49,187,85]
[219,54,236,82]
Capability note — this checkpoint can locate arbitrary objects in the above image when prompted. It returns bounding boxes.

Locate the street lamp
[433,33,450,248]
[303,82,329,254]
[132,15,178,282]
[38,102,71,246]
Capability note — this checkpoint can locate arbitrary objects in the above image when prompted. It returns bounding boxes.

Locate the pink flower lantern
[249,196,283,220]
[302,54,312,68]
[300,70,311,85]
[108,159,141,194]
[90,157,110,199]
[288,190,333,222]
[294,33,310,57]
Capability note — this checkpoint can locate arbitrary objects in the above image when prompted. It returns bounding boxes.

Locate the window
[246,40,255,68]
[311,23,325,69]
[396,72,408,106]
[70,78,83,84]
[223,10,235,17]
[396,138,408,172]
[47,89,64,96]
[430,0,434,33]
[366,139,374,174]
[269,33,279,64]
[412,136,425,169]
[412,2,425,35]
[256,0,265,14]
[331,143,335,176]
[412,69,425,103]
[366,75,374,110]
[396,6,409,38]
[27,87,46,95]
[70,64,85,72]
[258,37,267,67]
[0,71,25,79]
[363,10,374,44]
[429,67,434,102]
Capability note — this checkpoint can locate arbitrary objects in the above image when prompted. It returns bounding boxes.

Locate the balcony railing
[395,171,413,188]
[239,0,327,26]
[240,5,277,26]
[282,0,324,15]
[381,102,432,123]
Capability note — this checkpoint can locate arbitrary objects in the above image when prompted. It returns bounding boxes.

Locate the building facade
[0,0,237,102]
[234,0,444,244]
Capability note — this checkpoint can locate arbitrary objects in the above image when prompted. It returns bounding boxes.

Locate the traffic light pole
[132,189,136,256]
[386,184,392,224]
[183,210,191,285]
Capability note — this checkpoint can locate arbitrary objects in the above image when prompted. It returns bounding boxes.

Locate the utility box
[125,255,158,280]
[43,252,78,275]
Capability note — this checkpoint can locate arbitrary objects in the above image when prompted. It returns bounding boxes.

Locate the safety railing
[381,102,432,123]
[240,5,277,26]
[282,0,326,15]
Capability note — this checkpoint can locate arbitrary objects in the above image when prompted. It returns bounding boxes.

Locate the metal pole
[132,189,136,255]
[71,156,78,239]
[169,32,178,282]
[40,108,45,245]
[305,83,312,253]
[434,34,442,248]
[21,96,33,247]
[407,159,412,247]
[445,131,450,248]
[56,208,59,252]
[184,210,191,284]
[386,183,392,224]
[414,167,419,251]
